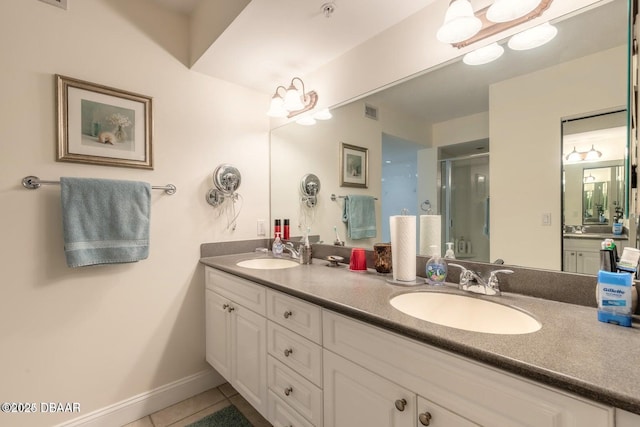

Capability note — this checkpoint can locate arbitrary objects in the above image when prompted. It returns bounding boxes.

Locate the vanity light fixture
[565,145,603,162]
[507,22,558,51]
[440,0,553,49]
[463,42,504,65]
[584,173,596,183]
[267,77,318,119]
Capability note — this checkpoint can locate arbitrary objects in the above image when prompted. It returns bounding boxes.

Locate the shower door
[440,154,490,262]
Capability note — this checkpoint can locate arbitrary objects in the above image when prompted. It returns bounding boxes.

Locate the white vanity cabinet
[266,289,324,426]
[205,268,268,417]
[616,409,640,427]
[563,238,631,274]
[323,311,614,427]
[204,265,636,426]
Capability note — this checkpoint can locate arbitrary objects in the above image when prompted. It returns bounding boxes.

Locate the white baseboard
[55,368,225,427]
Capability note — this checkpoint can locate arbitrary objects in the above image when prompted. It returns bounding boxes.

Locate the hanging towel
[342,195,377,240]
[60,177,151,268]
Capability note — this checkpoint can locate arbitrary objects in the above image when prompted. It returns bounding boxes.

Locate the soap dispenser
[444,242,456,259]
[425,245,447,285]
[272,232,284,257]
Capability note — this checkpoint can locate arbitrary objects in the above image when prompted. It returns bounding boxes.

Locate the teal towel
[60,177,151,268]
[342,195,377,240]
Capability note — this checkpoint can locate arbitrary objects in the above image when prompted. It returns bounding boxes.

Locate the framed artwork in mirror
[340,142,368,188]
[56,74,153,169]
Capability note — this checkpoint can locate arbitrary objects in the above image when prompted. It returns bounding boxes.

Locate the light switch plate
[542,213,552,226]
[38,0,68,10]
[257,219,266,236]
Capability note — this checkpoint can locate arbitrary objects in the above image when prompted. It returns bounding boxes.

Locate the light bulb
[463,43,504,65]
[436,0,482,44]
[508,22,558,51]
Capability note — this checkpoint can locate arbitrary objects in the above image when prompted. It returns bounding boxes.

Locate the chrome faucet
[283,242,300,259]
[448,263,513,296]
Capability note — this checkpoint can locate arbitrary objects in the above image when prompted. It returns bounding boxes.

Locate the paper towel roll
[390,215,416,282]
[419,215,442,256]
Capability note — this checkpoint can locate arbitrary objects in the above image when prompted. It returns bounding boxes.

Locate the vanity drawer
[267,289,322,344]
[268,356,323,426]
[268,321,323,387]
[205,267,266,315]
[268,390,315,427]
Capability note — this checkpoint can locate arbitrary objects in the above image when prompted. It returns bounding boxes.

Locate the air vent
[364,104,379,120]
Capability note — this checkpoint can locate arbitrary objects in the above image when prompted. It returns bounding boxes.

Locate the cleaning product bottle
[272,232,284,257]
[597,270,633,327]
[425,245,447,285]
[444,242,456,259]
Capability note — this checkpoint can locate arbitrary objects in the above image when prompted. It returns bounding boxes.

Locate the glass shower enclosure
[440,154,490,262]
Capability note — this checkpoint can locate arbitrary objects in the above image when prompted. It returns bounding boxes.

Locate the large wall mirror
[270,0,632,273]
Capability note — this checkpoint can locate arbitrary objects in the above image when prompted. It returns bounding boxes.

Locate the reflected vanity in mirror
[561,109,631,274]
[271,0,634,274]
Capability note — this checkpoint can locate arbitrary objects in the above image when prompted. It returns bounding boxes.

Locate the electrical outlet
[541,213,551,226]
[257,219,266,236]
[38,0,68,10]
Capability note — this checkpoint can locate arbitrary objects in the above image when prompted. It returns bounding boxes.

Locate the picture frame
[340,142,368,188]
[56,74,153,169]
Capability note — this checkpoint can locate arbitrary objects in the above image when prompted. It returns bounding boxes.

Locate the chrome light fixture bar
[267,77,318,119]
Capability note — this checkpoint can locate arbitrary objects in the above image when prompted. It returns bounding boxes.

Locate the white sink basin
[389,292,541,335]
[236,258,299,270]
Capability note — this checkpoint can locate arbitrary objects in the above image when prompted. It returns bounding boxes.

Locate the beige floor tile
[166,399,231,427]
[229,394,272,427]
[150,388,226,427]
[218,382,239,398]
[121,415,154,427]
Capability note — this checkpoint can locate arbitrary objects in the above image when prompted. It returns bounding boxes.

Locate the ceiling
[149,0,626,122]
[150,0,437,93]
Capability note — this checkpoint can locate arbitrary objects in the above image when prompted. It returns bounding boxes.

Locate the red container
[349,248,367,271]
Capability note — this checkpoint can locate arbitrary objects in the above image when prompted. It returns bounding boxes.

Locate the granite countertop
[200,252,640,415]
[563,233,629,240]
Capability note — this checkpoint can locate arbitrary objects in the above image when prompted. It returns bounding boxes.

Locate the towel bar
[330,193,378,201]
[22,176,177,195]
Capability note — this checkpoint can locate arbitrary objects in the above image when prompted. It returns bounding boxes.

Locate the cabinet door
[417,396,479,427]
[232,303,268,417]
[324,349,414,427]
[576,251,600,275]
[563,250,577,272]
[205,289,232,380]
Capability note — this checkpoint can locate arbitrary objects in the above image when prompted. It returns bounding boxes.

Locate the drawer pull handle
[284,348,293,357]
[419,411,432,426]
[394,398,407,412]
[222,304,229,310]
[227,306,235,312]
[283,310,293,319]
[284,386,293,396]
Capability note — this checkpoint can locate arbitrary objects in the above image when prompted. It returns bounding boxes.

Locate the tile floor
[122,383,272,427]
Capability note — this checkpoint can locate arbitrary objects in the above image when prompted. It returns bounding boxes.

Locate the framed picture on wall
[56,74,153,169]
[340,142,368,188]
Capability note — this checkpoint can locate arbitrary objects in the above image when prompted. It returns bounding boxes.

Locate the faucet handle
[447,263,473,287]
[487,269,513,294]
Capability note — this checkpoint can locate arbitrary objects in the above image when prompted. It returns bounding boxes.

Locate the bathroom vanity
[201,251,640,426]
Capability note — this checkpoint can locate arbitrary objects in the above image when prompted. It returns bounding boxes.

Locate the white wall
[490,45,626,270]
[0,2,269,426]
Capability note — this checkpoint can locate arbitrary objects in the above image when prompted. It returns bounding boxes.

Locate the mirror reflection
[270,0,631,273]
